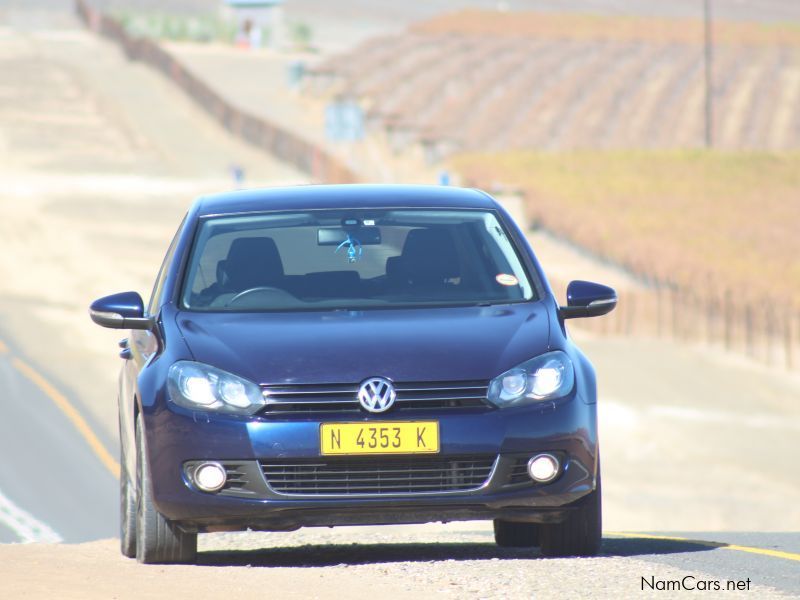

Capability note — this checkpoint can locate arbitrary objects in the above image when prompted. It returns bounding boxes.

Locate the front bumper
[143,393,597,532]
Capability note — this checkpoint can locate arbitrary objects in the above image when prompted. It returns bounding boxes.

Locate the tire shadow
[197,537,716,568]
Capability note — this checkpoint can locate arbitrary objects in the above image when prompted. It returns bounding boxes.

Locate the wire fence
[74,0,357,184]
[549,277,799,372]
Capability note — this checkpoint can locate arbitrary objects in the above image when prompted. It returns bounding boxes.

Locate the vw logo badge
[358,377,396,413]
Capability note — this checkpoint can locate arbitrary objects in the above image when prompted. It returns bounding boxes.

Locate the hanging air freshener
[335,235,362,263]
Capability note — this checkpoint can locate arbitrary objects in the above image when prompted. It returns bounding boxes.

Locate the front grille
[261,455,496,496]
[507,457,531,486]
[221,463,252,496]
[259,381,490,415]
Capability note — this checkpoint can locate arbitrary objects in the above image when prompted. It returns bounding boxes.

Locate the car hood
[175,303,551,385]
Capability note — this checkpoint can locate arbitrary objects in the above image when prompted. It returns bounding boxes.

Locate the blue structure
[325,98,365,142]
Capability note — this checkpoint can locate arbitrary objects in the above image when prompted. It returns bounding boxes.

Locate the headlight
[167,361,265,415]
[487,351,575,407]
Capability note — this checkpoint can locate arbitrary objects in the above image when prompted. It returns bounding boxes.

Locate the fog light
[194,462,226,492]
[527,454,559,483]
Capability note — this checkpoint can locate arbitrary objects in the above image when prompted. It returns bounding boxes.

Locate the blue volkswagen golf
[89,185,616,564]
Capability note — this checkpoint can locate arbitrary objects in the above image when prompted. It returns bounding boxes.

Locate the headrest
[400,228,460,283]
[385,256,405,281]
[223,237,284,289]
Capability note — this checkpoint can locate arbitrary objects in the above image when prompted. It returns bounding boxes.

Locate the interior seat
[218,237,285,293]
[387,228,460,291]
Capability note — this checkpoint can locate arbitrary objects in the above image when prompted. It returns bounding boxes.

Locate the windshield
[181,209,535,311]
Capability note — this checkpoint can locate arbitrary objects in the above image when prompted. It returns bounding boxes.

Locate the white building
[223,0,285,49]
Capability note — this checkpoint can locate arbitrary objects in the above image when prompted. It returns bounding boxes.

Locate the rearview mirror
[559,280,617,319]
[89,292,152,330]
[317,226,382,246]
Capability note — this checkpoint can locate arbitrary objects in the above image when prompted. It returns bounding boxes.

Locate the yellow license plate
[320,421,439,455]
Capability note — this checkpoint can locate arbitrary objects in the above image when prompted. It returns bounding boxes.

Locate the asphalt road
[603,532,800,594]
[197,528,800,595]
[0,337,117,543]
[267,0,800,53]
[86,0,800,23]
[0,2,797,597]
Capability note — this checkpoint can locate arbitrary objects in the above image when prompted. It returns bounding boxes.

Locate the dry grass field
[454,150,800,309]
[414,9,800,46]
[307,10,800,155]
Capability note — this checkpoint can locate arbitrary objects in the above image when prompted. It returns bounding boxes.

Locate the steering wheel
[226,286,293,307]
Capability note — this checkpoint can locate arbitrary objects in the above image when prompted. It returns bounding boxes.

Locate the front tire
[119,454,137,558]
[493,520,539,547]
[135,414,197,564]
[539,472,602,557]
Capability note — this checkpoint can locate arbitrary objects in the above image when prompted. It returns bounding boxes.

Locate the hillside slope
[307,11,800,156]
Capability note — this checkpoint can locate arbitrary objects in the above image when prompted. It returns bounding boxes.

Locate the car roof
[194,184,497,217]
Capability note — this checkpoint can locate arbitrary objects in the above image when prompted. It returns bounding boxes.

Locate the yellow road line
[0,339,8,355]
[11,358,120,479]
[608,531,800,563]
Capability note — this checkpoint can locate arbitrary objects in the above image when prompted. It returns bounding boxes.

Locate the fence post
[723,289,733,351]
[656,284,663,337]
[765,305,775,366]
[786,311,795,370]
[706,294,715,345]
[745,304,755,358]
[671,286,679,339]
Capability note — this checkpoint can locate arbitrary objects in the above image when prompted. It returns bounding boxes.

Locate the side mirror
[559,280,617,319]
[89,292,152,330]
